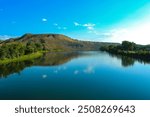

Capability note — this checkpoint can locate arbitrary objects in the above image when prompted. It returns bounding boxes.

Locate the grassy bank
[0,52,43,64]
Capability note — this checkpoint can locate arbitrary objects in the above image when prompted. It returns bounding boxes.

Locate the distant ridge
[0,33,119,51]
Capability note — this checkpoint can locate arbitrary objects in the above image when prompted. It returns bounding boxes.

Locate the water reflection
[0,52,81,78]
[108,54,135,67]
[108,53,150,67]
[36,52,80,66]
[0,60,35,78]
[1,51,150,100]
[0,51,150,78]
[83,66,95,74]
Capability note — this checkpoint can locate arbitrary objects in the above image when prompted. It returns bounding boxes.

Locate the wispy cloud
[93,22,150,45]
[74,22,81,26]
[74,22,96,30]
[42,18,47,22]
[96,3,150,44]
[87,26,94,30]
[53,23,67,30]
[83,23,96,30]
[83,23,96,27]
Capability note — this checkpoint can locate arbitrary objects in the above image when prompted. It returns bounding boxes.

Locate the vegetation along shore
[0,33,150,64]
[100,41,150,61]
[0,33,117,64]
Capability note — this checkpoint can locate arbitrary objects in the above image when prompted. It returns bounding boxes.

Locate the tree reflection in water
[1,51,150,78]
[109,53,150,67]
[0,52,82,78]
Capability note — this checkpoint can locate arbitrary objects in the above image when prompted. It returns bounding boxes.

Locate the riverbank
[0,52,43,64]
[100,45,150,60]
[100,41,150,61]
[105,50,150,61]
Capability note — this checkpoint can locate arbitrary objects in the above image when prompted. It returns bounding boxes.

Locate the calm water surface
[0,51,150,100]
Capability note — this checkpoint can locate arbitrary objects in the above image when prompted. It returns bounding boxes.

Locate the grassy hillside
[0,33,119,51]
[0,33,119,64]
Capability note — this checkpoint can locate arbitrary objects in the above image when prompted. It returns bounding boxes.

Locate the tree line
[100,41,150,58]
[0,42,44,60]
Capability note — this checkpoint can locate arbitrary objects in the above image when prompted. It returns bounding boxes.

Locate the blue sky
[0,0,150,44]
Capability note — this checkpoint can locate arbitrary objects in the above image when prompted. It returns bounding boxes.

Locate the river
[0,51,150,100]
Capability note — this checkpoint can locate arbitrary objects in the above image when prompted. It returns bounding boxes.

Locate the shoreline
[101,50,150,63]
[0,52,43,64]
[0,50,67,65]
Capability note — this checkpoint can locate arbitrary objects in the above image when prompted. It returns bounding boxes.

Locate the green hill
[0,33,119,63]
[0,33,118,51]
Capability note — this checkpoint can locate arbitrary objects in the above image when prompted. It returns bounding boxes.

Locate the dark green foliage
[0,43,26,59]
[25,42,37,54]
[122,41,136,51]
[0,42,44,60]
[0,46,7,59]
[100,41,150,60]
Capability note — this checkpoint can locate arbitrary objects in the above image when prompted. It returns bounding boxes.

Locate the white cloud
[74,22,80,26]
[98,3,150,45]
[42,18,47,22]
[54,23,67,30]
[83,23,96,27]
[83,23,96,30]
[74,22,96,31]
[87,26,94,30]
[100,21,150,45]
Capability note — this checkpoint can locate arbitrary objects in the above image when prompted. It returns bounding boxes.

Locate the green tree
[122,41,136,51]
